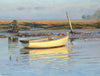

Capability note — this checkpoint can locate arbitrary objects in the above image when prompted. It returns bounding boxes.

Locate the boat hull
[21,35,69,48]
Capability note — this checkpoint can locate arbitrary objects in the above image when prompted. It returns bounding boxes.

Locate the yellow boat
[20,35,69,48]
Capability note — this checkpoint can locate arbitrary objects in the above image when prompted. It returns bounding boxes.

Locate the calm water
[0,36,100,76]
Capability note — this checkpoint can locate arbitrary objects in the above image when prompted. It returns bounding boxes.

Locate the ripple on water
[0,37,100,76]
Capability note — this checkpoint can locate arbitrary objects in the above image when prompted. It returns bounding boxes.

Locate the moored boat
[20,12,73,48]
[20,35,69,48]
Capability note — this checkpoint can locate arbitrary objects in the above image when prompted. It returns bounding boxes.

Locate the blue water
[0,37,100,76]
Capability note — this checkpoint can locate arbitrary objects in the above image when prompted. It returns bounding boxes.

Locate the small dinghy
[20,35,69,48]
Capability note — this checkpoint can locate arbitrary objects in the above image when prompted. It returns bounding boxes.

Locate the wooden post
[66,12,73,33]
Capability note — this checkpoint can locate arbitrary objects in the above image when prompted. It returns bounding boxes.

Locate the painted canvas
[0,0,100,76]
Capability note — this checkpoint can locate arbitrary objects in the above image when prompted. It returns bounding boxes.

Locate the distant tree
[97,15,100,19]
[82,15,86,20]
[93,10,100,19]
[85,10,100,20]
[12,20,18,26]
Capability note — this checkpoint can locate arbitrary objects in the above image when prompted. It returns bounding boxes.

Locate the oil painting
[0,0,100,76]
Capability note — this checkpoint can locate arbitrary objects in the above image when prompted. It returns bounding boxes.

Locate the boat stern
[20,40,29,48]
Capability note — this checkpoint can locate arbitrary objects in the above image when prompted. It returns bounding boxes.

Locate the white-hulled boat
[20,35,69,48]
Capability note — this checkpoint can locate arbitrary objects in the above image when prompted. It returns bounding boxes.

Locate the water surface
[0,37,100,76]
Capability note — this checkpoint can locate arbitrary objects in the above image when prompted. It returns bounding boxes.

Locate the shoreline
[0,29,100,33]
[0,29,100,39]
[19,29,100,34]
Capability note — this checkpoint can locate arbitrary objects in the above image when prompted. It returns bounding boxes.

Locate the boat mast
[66,12,73,33]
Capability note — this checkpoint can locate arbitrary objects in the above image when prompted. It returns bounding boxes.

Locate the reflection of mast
[67,38,76,73]
[69,39,75,53]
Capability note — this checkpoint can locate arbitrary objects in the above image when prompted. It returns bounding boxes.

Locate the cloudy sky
[0,0,100,20]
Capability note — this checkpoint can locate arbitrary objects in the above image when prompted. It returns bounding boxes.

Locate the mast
[66,12,73,33]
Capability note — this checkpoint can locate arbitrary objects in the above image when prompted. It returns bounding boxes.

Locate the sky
[0,0,100,20]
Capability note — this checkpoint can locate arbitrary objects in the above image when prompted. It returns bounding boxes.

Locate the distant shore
[0,20,100,30]
[0,20,98,25]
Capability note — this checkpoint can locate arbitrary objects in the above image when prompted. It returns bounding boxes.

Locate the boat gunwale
[29,35,69,42]
[20,35,69,43]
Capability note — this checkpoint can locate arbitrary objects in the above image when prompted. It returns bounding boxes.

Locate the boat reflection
[20,46,69,63]
[20,46,72,72]
[21,46,68,55]
[69,38,75,53]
